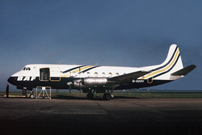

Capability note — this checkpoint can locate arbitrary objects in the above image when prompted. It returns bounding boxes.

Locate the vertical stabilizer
[162,44,183,73]
[141,44,184,80]
[156,44,184,80]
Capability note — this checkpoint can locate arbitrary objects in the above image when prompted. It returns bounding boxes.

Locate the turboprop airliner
[8,44,196,100]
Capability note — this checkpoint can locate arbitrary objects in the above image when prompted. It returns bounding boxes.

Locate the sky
[0,0,202,91]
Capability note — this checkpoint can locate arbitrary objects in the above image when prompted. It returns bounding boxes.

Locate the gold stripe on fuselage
[61,65,94,77]
[140,49,180,79]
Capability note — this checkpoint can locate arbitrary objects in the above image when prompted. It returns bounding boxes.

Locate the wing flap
[108,71,150,84]
[171,65,196,76]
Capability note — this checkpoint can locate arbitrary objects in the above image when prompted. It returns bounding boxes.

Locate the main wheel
[103,93,111,100]
[87,93,94,100]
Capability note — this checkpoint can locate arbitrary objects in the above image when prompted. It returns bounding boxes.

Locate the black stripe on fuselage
[151,46,178,72]
[80,66,99,73]
[62,65,85,73]
[153,54,181,78]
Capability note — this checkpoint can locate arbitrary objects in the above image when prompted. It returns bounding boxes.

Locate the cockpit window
[23,67,31,71]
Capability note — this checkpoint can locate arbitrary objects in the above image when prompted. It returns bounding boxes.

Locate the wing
[108,71,150,84]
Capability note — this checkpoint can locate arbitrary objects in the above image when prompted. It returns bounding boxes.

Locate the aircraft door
[50,67,61,81]
[39,68,50,81]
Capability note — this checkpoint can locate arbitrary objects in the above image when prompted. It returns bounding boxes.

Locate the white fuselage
[8,44,194,92]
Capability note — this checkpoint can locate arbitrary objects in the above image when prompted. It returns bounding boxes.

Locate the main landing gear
[103,93,111,100]
[87,92,94,100]
[87,92,113,100]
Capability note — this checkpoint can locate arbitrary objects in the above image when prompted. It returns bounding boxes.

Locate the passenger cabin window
[87,72,90,77]
[108,72,112,77]
[40,68,50,81]
[102,72,106,77]
[94,72,98,77]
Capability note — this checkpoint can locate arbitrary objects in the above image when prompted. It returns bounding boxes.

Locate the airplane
[8,44,196,100]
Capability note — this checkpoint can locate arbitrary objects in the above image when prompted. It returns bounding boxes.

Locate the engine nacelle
[83,78,107,87]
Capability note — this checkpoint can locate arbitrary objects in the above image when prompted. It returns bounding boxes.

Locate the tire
[87,93,94,100]
[103,93,111,100]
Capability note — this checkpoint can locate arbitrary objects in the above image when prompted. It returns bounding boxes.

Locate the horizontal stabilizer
[171,65,196,76]
[108,71,150,84]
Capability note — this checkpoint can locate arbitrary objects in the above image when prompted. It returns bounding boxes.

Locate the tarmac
[1,97,202,135]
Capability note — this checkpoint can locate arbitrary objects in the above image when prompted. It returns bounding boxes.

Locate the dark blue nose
[7,77,16,85]
[7,77,11,83]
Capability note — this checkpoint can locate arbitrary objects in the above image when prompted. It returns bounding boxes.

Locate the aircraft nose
[7,77,16,85]
[7,77,12,84]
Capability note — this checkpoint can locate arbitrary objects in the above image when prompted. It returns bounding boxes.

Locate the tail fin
[144,44,183,80]
[161,44,184,75]
[140,44,183,80]
[140,44,196,80]
[156,44,196,80]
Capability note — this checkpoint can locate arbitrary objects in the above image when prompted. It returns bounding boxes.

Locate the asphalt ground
[1,97,202,135]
